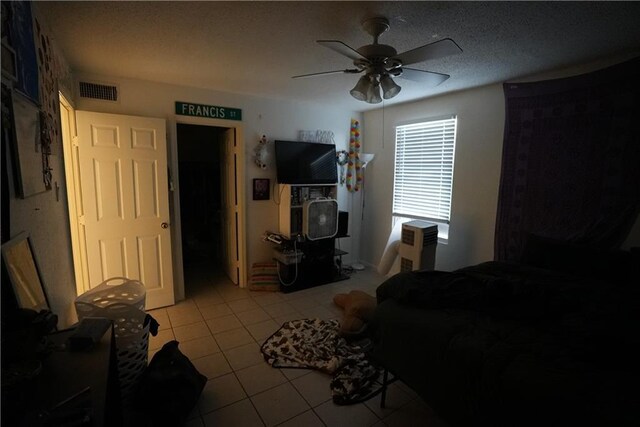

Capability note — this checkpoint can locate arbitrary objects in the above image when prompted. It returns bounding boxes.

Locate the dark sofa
[369,241,639,426]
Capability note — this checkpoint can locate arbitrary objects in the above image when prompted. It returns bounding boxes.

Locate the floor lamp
[351,153,375,271]
[360,153,375,221]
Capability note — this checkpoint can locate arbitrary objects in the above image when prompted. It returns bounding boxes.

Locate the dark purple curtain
[495,57,640,262]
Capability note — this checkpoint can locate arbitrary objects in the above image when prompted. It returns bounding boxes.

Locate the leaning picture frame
[1,231,50,312]
[1,41,18,82]
[10,90,48,198]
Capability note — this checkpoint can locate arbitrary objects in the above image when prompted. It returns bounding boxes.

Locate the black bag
[134,340,207,426]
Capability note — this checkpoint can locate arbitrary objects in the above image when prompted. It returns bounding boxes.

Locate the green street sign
[175,101,242,121]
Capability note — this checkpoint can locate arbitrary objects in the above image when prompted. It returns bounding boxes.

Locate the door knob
[161,222,169,229]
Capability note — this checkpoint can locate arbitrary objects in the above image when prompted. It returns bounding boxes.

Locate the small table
[4,325,121,426]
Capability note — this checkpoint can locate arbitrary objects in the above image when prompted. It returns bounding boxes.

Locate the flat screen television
[275,140,338,184]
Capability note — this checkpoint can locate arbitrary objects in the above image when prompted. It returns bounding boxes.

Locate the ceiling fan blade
[292,69,362,79]
[393,38,462,66]
[317,40,367,61]
[398,68,450,86]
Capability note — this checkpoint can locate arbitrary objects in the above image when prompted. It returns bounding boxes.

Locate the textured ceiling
[38,1,640,111]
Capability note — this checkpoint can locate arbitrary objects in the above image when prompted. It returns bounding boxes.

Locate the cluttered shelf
[266,232,350,293]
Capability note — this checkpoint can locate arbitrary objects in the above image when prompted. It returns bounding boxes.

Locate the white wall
[6,134,79,326]
[73,73,362,294]
[5,5,78,327]
[361,84,505,271]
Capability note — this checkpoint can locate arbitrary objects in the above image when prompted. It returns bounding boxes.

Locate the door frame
[59,92,89,296]
[171,116,247,301]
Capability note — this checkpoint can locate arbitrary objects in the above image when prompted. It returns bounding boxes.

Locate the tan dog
[333,290,377,336]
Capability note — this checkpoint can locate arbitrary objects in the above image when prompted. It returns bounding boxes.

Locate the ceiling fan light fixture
[350,76,370,101]
[380,74,401,99]
[300,15,462,105]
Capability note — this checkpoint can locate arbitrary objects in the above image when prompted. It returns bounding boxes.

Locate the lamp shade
[366,82,382,104]
[350,76,370,101]
[360,153,375,168]
[380,74,401,99]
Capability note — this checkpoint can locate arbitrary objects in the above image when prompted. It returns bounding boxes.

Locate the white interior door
[221,128,239,284]
[76,111,174,309]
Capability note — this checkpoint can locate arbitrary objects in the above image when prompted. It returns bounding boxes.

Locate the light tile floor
[148,264,445,427]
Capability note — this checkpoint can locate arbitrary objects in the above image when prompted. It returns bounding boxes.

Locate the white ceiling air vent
[78,81,118,102]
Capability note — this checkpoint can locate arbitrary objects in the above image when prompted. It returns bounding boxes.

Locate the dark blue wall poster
[7,1,39,104]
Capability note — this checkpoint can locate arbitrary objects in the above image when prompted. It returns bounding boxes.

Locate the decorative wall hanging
[39,110,52,189]
[336,150,349,185]
[495,57,640,262]
[299,130,335,144]
[34,17,64,156]
[254,134,269,169]
[346,119,362,192]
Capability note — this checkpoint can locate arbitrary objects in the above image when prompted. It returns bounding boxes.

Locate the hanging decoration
[336,150,348,185]
[346,119,362,192]
[299,129,335,144]
[253,134,269,169]
[40,111,53,190]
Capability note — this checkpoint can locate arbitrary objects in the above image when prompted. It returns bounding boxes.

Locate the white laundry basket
[75,277,149,401]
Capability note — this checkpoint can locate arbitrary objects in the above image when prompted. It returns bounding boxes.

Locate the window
[392,116,457,239]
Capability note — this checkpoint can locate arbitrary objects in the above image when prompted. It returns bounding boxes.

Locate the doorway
[177,123,229,294]
[60,99,247,307]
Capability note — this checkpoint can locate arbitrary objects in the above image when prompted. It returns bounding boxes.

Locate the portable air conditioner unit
[303,198,338,240]
[399,220,438,272]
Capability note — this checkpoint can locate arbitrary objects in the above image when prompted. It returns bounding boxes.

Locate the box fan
[303,198,338,240]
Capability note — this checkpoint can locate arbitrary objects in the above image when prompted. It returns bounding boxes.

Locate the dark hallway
[177,123,225,287]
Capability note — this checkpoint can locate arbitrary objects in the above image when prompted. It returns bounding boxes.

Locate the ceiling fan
[293,16,462,104]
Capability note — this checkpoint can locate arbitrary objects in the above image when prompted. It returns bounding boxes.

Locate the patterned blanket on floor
[260,318,381,405]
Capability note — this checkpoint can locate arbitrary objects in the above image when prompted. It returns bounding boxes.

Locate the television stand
[274,237,349,293]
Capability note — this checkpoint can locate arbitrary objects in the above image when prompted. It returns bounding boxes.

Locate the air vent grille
[79,81,118,101]
[401,228,415,246]
[400,257,413,272]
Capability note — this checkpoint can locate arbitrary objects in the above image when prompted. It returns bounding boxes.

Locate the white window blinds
[393,117,457,223]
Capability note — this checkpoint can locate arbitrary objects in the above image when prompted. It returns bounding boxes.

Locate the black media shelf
[274,236,350,293]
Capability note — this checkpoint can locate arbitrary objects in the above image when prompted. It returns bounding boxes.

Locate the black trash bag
[134,340,207,426]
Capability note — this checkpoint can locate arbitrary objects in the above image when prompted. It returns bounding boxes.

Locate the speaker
[337,211,349,237]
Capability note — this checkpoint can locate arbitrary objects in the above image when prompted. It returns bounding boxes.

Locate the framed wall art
[253,178,270,201]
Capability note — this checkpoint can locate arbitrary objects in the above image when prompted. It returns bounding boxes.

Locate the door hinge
[78,215,85,225]
[72,136,79,147]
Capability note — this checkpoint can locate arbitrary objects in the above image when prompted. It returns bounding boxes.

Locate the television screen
[275,140,338,184]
